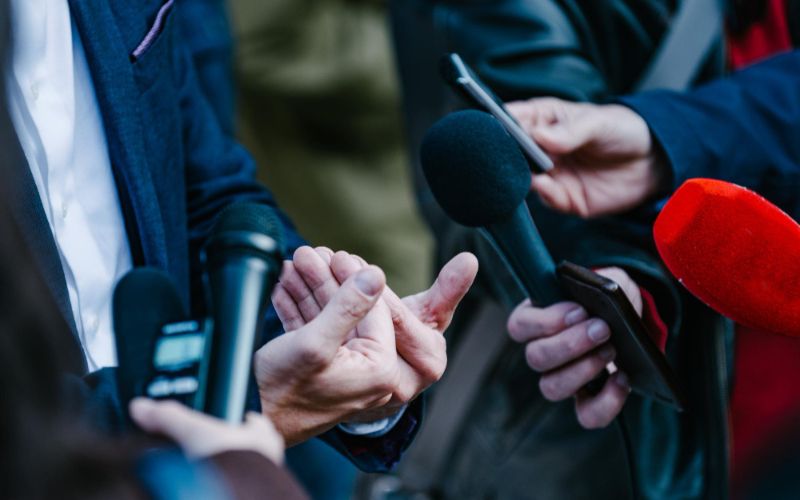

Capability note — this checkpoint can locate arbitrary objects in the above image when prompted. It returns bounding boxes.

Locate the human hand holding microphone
[419,110,681,430]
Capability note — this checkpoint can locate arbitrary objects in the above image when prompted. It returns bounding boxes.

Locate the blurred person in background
[2,0,477,491]
[0,9,301,494]
[508,47,800,500]
[385,1,800,499]
[386,1,730,499]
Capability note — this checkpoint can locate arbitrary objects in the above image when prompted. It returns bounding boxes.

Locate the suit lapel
[67,0,168,271]
[1,110,86,372]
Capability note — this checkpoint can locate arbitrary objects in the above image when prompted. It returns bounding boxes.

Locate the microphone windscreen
[654,178,800,337]
[211,203,285,252]
[420,110,530,227]
[113,268,188,404]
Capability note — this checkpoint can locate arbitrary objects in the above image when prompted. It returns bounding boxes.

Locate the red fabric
[725,8,800,491]
[654,179,800,338]
[730,328,800,483]
[727,0,793,68]
[640,288,668,352]
[653,177,800,488]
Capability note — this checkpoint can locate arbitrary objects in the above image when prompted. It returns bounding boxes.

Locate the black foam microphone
[201,203,284,422]
[113,268,188,412]
[421,110,563,305]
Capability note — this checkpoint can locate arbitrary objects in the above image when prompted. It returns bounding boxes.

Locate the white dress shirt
[7,0,132,371]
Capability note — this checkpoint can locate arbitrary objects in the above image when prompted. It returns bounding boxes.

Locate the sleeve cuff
[337,406,408,438]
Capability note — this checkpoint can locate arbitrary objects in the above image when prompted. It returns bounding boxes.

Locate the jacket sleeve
[620,50,800,216]
[430,0,678,101]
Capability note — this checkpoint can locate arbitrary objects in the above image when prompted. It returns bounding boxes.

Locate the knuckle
[565,330,588,355]
[340,298,367,322]
[525,343,548,372]
[539,377,567,402]
[395,387,415,405]
[419,357,447,384]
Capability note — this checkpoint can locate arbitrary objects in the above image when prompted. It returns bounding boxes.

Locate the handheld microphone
[420,109,563,305]
[419,110,685,410]
[654,178,800,337]
[113,268,190,412]
[201,203,285,422]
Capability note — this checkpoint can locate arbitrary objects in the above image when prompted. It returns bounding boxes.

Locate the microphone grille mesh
[211,203,285,251]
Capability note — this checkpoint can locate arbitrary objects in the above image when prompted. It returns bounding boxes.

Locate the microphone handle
[481,203,565,307]
[203,253,276,423]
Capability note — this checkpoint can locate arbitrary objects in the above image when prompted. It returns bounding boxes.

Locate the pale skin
[504,98,665,428]
[133,247,477,452]
[130,397,285,464]
[506,97,668,218]
[258,246,479,445]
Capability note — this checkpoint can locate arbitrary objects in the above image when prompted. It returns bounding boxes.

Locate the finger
[538,345,616,401]
[303,266,386,358]
[271,284,306,331]
[353,295,396,349]
[330,251,366,283]
[529,110,601,156]
[595,267,643,316]
[279,257,321,321]
[351,253,369,268]
[130,398,217,449]
[401,252,478,332]
[244,412,285,464]
[530,173,574,214]
[506,97,562,131]
[574,371,631,429]
[315,246,334,265]
[507,300,588,343]
[524,318,611,372]
[382,295,447,383]
[293,246,340,309]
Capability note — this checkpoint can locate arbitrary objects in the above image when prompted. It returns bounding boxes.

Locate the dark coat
[4,0,417,473]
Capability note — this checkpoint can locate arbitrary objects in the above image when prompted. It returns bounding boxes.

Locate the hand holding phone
[440,53,554,173]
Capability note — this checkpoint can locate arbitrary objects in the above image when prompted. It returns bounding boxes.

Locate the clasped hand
[255,246,478,445]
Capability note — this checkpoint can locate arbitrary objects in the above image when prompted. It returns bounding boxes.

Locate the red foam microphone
[654,178,800,337]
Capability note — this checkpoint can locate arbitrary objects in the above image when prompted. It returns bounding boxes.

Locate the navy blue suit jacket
[622,51,800,218]
[6,0,417,472]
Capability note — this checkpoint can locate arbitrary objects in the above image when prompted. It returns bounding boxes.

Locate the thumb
[302,266,385,358]
[401,252,478,332]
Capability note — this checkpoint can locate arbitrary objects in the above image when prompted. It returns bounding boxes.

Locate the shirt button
[60,202,69,219]
[86,315,99,332]
[30,83,40,101]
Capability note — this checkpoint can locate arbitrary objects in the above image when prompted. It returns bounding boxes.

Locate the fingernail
[355,268,382,297]
[564,306,588,326]
[598,345,616,362]
[615,371,631,391]
[587,319,610,344]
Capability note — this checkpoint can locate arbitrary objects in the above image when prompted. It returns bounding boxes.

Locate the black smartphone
[556,261,685,410]
[440,53,554,173]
